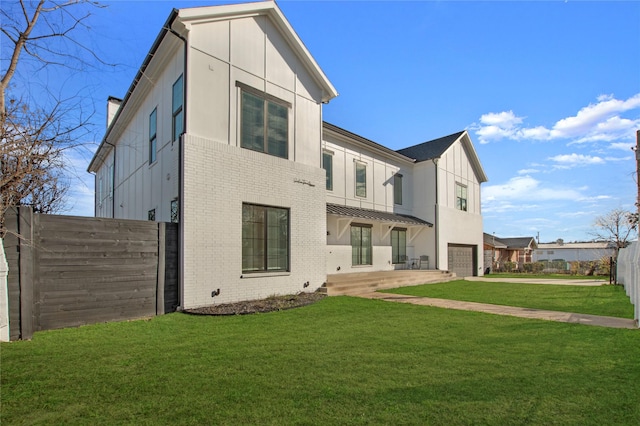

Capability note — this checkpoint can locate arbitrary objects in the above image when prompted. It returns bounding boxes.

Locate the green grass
[2,297,639,425]
[486,272,606,280]
[382,280,634,318]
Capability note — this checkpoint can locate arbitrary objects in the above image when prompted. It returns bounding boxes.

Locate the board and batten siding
[3,207,178,341]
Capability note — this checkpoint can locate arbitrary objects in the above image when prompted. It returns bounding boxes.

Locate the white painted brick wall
[181,134,327,308]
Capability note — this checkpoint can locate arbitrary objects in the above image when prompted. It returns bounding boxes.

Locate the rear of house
[88,1,488,308]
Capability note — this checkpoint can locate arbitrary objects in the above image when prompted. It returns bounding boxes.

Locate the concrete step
[324,270,456,296]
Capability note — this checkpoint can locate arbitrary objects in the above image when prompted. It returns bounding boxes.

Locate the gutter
[87,9,180,173]
[433,158,439,270]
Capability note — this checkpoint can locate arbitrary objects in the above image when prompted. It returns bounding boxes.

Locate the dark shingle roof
[396,131,465,162]
[327,204,432,227]
[497,237,537,250]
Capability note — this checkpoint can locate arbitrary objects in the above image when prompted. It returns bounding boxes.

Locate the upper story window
[323,151,333,191]
[239,83,289,159]
[394,173,403,205]
[172,75,184,142]
[148,208,156,221]
[456,183,467,212]
[149,107,157,163]
[355,162,367,198]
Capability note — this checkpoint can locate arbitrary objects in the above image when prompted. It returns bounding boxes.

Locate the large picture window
[323,151,333,191]
[351,224,372,266]
[456,183,468,212]
[242,204,289,273]
[240,88,289,159]
[391,228,406,264]
[355,162,366,198]
[172,75,184,142]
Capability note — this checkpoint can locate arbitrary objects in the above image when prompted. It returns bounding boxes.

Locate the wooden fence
[2,207,179,341]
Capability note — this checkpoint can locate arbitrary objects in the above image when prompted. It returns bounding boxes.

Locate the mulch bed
[184,292,327,316]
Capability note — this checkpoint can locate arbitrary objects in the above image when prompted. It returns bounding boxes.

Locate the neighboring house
[88,1,488,309]
[483,233,507,272]
[533,241,616,263]
[484,235,537,270]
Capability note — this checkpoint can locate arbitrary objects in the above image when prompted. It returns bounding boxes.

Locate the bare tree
[591,208,638,255]
[1,0,107,235]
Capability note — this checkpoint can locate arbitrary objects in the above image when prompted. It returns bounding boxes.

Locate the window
[149,108,157,163]
[107,164,114,199]
[148,209,156,221]
[391,228,407,264]
[172,75,184,142]
[170,199,179,223]
[547,250,554,255]
[98,176,103,205]
[351,224,372,266]
[394,173,403,205]
[355,162,366,198]
[456,183,467,211]
[242,204,289,273]
[323,152,333,191]
[240,86,289,159]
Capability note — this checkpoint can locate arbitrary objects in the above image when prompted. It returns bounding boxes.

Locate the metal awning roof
[326,204,432,227]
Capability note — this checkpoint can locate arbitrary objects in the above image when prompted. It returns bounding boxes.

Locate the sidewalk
[354,291,638,329]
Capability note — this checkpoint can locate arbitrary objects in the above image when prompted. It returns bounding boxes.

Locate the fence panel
[617,242,639,326]
[3,207,179,340]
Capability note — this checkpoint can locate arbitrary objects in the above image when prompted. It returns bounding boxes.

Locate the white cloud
[517,168,539,175]
[548,153,605,168]
[472,93,640,145]
[482,175,584,203]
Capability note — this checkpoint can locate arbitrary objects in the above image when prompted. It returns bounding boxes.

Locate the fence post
[0,239,9,342]
[157,222,166,316]
[18,207,35,340]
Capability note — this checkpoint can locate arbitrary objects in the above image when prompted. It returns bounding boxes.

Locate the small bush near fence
[496,258,611,276]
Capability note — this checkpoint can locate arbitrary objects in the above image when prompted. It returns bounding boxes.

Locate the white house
[533,241,616,263]
[88,1,488,309]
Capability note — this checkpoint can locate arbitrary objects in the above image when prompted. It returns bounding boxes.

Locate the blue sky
[14,0,639,243]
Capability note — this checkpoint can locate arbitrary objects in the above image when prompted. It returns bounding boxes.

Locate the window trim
[351,223,372,266]
[172,74,184,143]
[238,83,290,159]
[456,182,468,212]
[149,107,157,164]
[393,173,403,205]
[391,228,407,264]
[323,151,333,191]
[355,161,367,198]
[242,203,290,274]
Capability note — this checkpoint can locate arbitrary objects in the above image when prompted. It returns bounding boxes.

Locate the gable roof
[89,1,337,173]
[484,233,508,248]
[498,237,538,250]
[396,131,488,183]
[396,131,465,161]
[178,1,337,103]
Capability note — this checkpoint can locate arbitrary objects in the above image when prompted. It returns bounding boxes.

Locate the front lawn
[382,280,634,318]
[2,297,639,425]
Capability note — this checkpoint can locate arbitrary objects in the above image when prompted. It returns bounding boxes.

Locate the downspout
[432,158,439,270]
[165,13,187,310]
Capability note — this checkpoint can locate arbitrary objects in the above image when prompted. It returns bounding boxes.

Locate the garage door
[448,244,475,277]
